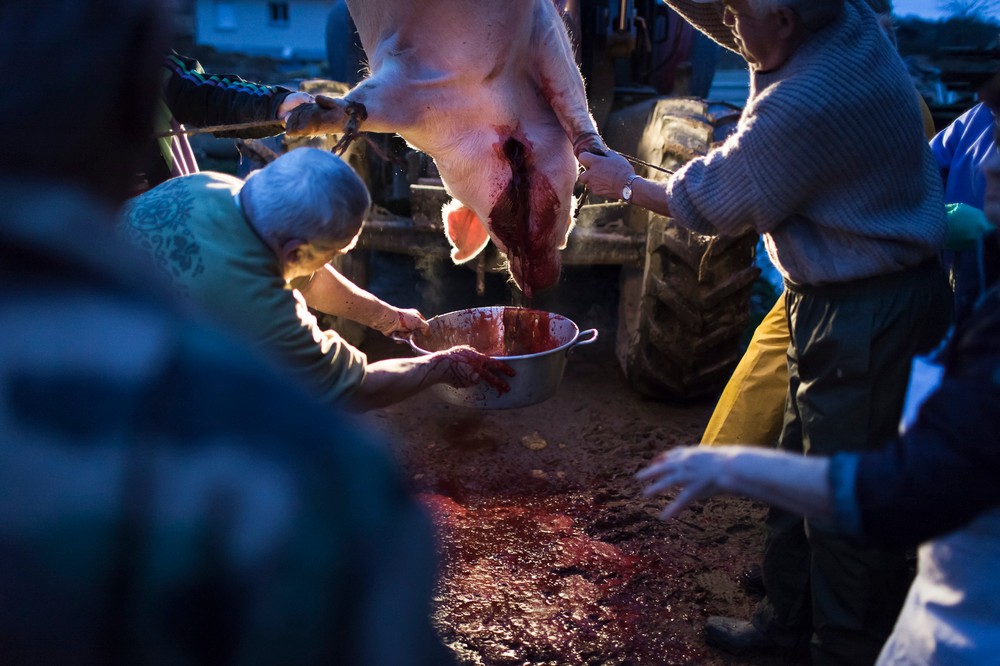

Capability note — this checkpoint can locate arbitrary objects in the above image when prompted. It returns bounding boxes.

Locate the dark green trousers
[752,259,952,666]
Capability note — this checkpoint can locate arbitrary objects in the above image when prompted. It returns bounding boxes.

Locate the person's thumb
[578,152,598,168]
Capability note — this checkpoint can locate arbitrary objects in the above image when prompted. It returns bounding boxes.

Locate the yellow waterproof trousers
[702,292,789,446]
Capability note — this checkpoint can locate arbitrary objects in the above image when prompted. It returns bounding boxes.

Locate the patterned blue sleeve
[162,51,292,136]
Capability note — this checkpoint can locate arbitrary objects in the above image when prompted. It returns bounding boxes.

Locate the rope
[622,153,675,175]
[152,119,284,139]
[155,119,675,179]
[154,119,674,219]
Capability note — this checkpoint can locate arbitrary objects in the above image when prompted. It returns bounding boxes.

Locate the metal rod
[622,152,674,174]
[152,119,285,139]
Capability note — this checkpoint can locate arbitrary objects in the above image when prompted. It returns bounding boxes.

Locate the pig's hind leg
[284,93,350,137]
[285,70,421,139]
[530,0,605,157]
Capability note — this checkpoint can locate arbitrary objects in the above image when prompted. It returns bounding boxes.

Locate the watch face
[622,184,633,202]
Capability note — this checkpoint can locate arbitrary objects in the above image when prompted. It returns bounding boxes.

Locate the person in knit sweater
[636,71,1000,666]
[579,0,952,663]
[699,0,940,450]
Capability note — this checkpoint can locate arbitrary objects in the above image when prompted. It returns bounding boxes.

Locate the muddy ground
[355,253,796,666]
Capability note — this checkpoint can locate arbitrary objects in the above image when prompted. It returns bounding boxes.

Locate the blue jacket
[829,236,1000,664]
[931,103,999,318]
[931,102,997,208]
[830,240,1000,546]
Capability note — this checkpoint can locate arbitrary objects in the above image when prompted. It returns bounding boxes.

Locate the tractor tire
[603,97,759,400]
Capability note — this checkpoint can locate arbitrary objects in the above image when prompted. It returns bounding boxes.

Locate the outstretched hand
[437,345,515,393]
[635,446,730,521]
[637,445,835,525]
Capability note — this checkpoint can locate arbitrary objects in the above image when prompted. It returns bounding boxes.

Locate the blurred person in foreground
[0,2,451,664]
[121,147,513,412]
[638,71,1000,666]
[579,0,952,662]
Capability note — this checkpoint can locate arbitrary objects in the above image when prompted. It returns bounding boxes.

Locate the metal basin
[404,306,598,409]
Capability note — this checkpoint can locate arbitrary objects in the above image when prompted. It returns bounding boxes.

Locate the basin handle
[568,328,599,355]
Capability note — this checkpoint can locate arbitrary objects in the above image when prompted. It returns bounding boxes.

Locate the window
[268,2,289,26]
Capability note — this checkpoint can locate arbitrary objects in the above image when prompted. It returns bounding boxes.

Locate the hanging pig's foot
[284,95,350,137]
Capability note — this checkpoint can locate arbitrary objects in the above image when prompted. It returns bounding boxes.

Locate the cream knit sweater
[663,0,946,286]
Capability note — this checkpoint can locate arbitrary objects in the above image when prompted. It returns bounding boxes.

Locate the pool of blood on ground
[404,416,741,666]
[423,490,713,665]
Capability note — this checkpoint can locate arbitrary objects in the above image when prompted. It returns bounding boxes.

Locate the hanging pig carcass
[286,0,605,298]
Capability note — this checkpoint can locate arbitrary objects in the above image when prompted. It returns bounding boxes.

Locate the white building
[194,0,331,60]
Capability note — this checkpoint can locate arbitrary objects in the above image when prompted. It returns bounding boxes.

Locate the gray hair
[748,0,845,31]
[864,0,898,46]
[242,147,371,251]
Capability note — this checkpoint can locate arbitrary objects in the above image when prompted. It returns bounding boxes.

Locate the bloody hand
[379,307,429,337]
[439,346,515,393]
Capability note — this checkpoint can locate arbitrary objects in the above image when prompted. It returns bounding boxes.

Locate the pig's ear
[442,200,490,264]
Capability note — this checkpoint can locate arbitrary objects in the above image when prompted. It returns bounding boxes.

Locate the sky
[893,0,1000,19]
[893,0,950,19]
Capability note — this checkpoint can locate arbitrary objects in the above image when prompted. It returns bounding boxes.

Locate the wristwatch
[621,174,640,203]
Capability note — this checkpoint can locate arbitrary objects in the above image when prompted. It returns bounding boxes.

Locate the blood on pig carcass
[489,128,564,302]
[285,0,606,297]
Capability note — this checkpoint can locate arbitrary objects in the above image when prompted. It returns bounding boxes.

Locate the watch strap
[622,173,640,202]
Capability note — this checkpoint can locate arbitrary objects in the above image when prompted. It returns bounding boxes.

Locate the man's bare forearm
[638,446,835,523]
[300,264,394,330]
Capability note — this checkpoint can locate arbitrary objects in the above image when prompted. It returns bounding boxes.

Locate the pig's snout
[508,251,562,299]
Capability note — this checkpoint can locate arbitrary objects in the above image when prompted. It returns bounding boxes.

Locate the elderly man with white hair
[638,73,1000,666]
[579,0,952,663]
[122,147,512,412]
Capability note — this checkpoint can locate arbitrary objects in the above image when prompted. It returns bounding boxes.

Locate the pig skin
[286,0,605,298]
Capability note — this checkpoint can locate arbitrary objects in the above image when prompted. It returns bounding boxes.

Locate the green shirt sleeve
[122,174,367,408]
